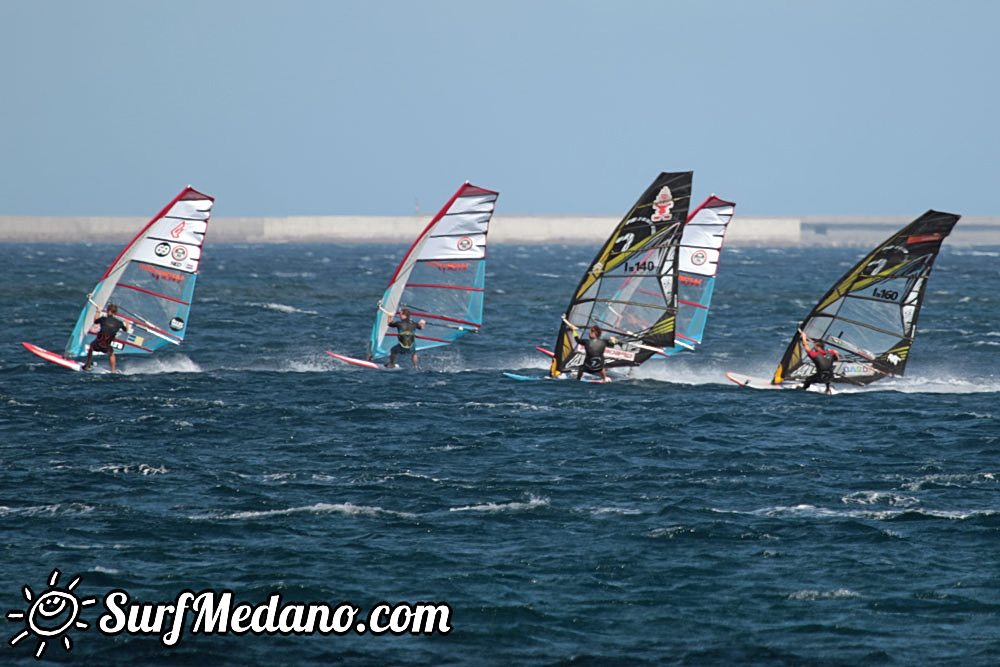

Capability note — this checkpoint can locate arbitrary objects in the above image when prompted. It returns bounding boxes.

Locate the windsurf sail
[772,210,959,386]
[63,186,215,359]
[661,195,736,356]
[367,182,499,359]
[549,172,693,376]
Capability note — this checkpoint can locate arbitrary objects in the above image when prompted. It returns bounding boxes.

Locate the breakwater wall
[1,215,997,246]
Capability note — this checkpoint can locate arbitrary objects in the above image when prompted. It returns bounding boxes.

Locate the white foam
[121,355,202,375]
[841,491,920,507]
[193,502,417,521]
[726,504,1000,521]
[787,589,862,601]
[897,471,998,491]
[648,525,694,538]
[95,463,168,475]
[450,495,549,513]
[0,503,95,517]
[246,301,319,315]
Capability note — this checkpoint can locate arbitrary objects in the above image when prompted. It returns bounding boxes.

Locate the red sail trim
[118,314,182,341]
[120,339,154,353]
[907,234,943,244]
[99,187,215,280]
[406,283,484,292]
[684,194,736,223]
[676,333,699,343]
[678,298,708,309]
[118,282,191,305]
[409,312,481,327]
[385,333,452,344]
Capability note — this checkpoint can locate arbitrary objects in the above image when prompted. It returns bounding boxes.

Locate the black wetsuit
[802,347,839,389]
[91,315,127,353]
[390,319,419,354]
[576,335,608,374]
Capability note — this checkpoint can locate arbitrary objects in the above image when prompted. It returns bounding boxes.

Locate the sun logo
[6,569,96,659]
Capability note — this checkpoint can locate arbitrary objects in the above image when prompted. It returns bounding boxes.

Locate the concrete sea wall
[1,214,997,246]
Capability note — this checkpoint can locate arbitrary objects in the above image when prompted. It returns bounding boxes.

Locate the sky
[1,0,997,217]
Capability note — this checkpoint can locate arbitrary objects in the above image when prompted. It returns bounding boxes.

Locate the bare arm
[799,329,812,353]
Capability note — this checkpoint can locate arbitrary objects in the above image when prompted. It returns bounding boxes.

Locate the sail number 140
[625,261,656,273]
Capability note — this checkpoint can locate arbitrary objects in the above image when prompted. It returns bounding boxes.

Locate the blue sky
[2,1,996,217]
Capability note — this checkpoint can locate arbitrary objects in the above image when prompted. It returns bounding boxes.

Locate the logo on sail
[170,222,186,239]
[456,237,474,251]
[428,261,470,272]
[691,250,708,266]
[650,186,674,222]
[139,264,183,283]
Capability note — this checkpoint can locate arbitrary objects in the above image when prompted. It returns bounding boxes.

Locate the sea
[2,241,998,665]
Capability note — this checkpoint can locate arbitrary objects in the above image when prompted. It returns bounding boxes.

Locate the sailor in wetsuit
[82,303,131,373]
[385,308,427,368]
[798,330,840,395]
[569,323,617,382]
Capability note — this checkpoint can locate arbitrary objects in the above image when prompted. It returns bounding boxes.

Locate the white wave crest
[246,302,319,315]
[787,589,862,601]
[450,495,549,513]
[841,491,920,507]
[121,355,202,375]
[192,502,417,521]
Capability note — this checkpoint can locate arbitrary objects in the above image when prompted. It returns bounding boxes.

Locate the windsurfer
[385,308,426,368]
[82,303,131,373]
[797,330,840,394]
[570,324,617,382]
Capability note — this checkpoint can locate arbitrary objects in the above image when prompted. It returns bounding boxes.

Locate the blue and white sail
[661,195,735,356]
[64,186,215,358]
[367,182,499,359]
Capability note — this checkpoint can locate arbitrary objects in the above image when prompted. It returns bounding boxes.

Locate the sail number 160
[872,288,899,300]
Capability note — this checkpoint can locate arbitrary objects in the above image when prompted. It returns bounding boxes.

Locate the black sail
[550,172,693,376]
[773,210,960,386]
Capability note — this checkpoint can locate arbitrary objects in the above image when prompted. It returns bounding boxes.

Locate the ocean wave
[897,471,998,491]
[738,504,999,521]
[841,491,920,507]
[0,503,95,517]
[450,495,549,513]
[591,506,643,516]
[120,355,203,375]
[648,525,694,538]
[95,463,168,475]
[191,502,417,521]
[787,589,862,601]
[246,302,319,315]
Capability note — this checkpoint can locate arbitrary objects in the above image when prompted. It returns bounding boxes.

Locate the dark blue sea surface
[2,242,998,665]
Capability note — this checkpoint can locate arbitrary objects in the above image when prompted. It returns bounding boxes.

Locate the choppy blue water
[2,242,998,665]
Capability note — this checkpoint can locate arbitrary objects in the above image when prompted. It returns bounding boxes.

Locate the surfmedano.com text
[98,589,452,646]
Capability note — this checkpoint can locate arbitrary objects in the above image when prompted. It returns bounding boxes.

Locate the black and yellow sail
[550,172,693,376]
[773,210,959,386]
